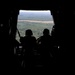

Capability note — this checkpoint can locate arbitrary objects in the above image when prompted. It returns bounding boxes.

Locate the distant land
[16,10,54,42]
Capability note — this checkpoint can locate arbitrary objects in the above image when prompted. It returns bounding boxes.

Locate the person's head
[43,28,50,36]
[25,29,33,36]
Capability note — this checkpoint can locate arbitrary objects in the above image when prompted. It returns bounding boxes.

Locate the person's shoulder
[32,36,36,39]
[39,36,44,39]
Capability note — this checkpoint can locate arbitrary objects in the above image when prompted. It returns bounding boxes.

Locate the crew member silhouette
[37,28,53,67]
[20,29,36,69]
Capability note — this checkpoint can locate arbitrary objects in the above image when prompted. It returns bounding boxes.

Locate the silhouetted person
[51,25,60,63]
[20,29,36,69]
[37,28,53,67]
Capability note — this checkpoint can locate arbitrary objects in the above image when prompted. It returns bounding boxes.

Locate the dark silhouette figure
[51,25,62,63]
[20,29,36,69]
[37,28,53,67]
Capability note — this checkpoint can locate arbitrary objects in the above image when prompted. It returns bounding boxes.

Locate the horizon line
[18,20,54,24]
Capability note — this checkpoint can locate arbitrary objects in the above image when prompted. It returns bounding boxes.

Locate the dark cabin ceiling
[0,0,65,10]
[0,0,74,12]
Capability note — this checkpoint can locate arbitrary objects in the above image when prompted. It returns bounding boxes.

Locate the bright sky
[20,10,51,13]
